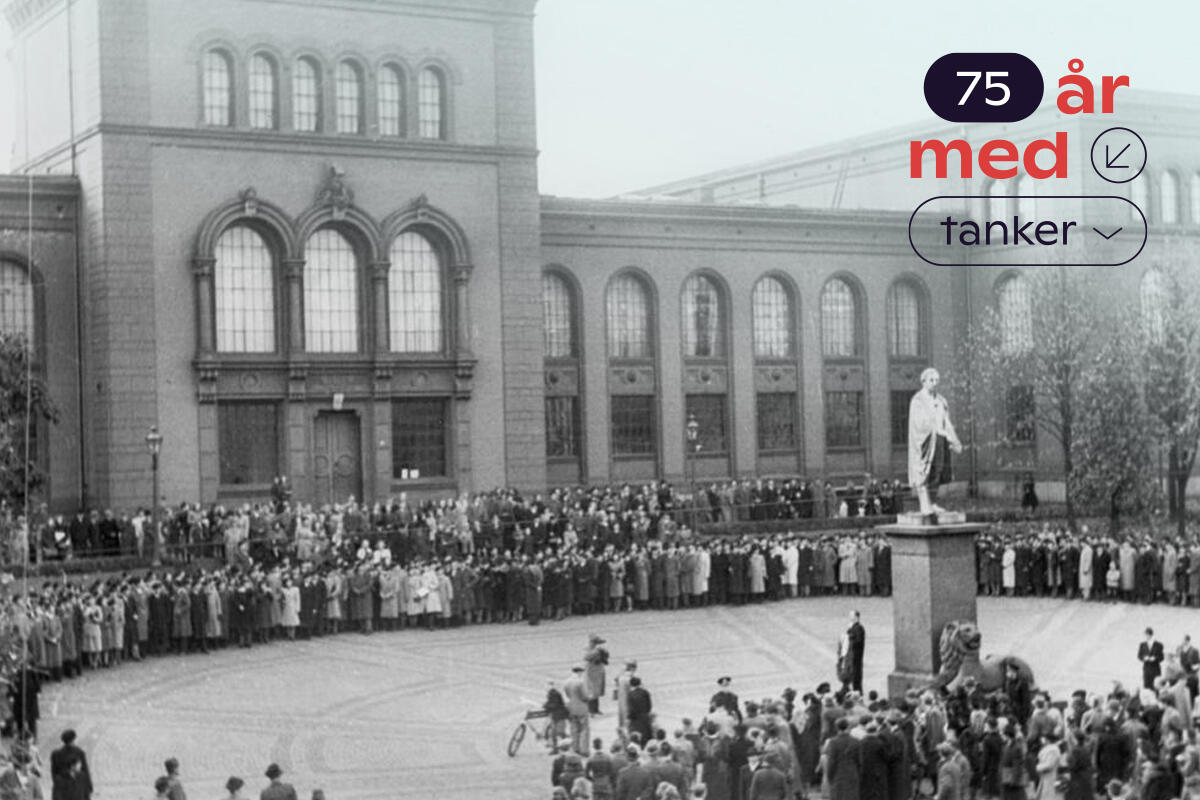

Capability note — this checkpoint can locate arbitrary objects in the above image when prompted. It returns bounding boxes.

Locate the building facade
[4,1,1200,512]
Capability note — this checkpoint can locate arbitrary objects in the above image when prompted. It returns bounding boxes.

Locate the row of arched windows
[201,45,448,139]
[212,224,445,354]
[543,271,929,361]
[1128,171,1200,225]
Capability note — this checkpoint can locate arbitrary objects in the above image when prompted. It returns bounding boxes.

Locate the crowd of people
[975,525,1200,605]
[0,475,910,566]
[541,621,1200,800]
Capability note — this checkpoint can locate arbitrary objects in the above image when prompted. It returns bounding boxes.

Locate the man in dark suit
[615,745,655,800]
[626,676,653,746]
[711,676,741,721]
[1140,627,1165,690]
[826,717,862,800]
[846,610,866,693]
[260,763,298,800]
[50,729,93,800]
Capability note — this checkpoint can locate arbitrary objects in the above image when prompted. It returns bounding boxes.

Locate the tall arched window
[335,60,364,134]
[752,276,793,358]
[820,277,859,357]
[1140,268,1170,346]
[214,226,275,352]
[202,49,233,126]
[543,272,574,358]
[378,64,405,137]
[887,280,923,357]
[247,54,277,130]
[607,274,651,359]
[987,179,1007,219]
[0,261,33,344]
[293,57,321,132]
[1016,174,1035,219]
[388,231,442,353]
[418,67,446,140]
[997,274,1032,354]
[1192,173,1200,226]
[304,229,359,352]
[1131,173,1149,220]
[1161,171,1179,225]
[681,274,723,358]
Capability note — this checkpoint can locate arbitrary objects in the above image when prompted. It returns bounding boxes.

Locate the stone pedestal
[880,521,984,699]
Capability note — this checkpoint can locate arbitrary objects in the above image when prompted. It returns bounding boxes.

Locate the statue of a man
[908,367,963,516]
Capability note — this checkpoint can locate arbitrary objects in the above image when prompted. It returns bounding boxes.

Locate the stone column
[370,260,390,354]
[282,258,305,353]
[879,521,984,698]
[191,257,216,354]
[453,261,473,357]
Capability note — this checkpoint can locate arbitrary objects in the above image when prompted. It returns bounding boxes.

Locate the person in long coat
[664,548,682,609]
[1062,731,1093,800]
[349,566,374,633]
[859,722,891,800]
[58,602,78,679]
[205,581,222,646]
[584,634,609,714]
[324,570,344,634]
[378,565,400,630]
[280,577,301,639]
[172,586,192,652]
[825,718,862,800]
[523,558,543,625]
[1033,735,1065,800]
[748,549,766,601]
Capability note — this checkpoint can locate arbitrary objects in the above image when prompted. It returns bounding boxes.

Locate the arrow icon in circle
[1092,227,1123,240]
[1105,143,1130,169]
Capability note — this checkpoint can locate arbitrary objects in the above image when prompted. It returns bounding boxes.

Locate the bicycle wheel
[507,722,527,757]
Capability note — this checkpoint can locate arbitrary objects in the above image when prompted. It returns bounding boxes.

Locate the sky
[0,0,1195,197]
[533,0,1199,197]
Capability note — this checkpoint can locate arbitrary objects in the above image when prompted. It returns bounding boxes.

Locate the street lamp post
[686,413,700,528]
[145,426,163,565]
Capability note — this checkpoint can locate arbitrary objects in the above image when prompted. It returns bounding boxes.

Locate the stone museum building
[2,0,1199,512]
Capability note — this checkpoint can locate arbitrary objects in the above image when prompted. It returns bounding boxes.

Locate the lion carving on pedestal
[932,620,1035,693]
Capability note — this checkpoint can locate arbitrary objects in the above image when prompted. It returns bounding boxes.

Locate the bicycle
[508,705,557,757]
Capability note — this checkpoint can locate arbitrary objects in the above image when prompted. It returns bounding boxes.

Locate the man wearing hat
[260,763,297,800]
[613,659,638,736]
[584,634,609,715]
[564,665,592,755]
[711,676,742,722]
[223,776,245,799]
[50,729,93,800]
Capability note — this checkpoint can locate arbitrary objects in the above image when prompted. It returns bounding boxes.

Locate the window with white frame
[389,232,443,353]
[293,57,321,132]
[335,60,363,134]
[214,226,275,352]
[378,64,404,137]
[681,274,723,358]
[752,276,793,358]
[606,274,651,359]
[418,67,445,139]
[248,54,277,130]
[304,229,359,352]
[820,278,859,357]
[202,50,233,126]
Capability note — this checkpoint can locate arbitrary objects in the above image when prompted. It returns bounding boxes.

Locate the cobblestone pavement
[32,595,1188,799]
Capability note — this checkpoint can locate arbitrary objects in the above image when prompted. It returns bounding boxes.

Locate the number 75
[957,71,1010,106]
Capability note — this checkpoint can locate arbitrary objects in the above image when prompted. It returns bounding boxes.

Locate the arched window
[887,280,923,357]
[418,67,446,140]
[987,179,1007,219]
[304,229,359,352]
[0,261,33,345]
[202,49,233,126]
[1191,173,1200,226]
[247,54,277,130]
[214,226,275,352]
[1130,173,1149,220]
[997,274,1032,353]
[751,276,792,358]
[607,274,651,359]
[681,274,723,358]
[293,57,321,132]
[1140,268,1170,346]
[378,64,405,137]
[543,272,574,358]
[1161,171,1179,225]
[820,277,859,357]
[1016,174,1035,220]
[335,60,364,134]
[388,231,442,353]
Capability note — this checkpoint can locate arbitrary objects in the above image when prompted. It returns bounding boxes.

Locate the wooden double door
[313,411,363,506]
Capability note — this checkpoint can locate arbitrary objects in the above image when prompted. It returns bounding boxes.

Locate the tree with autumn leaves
[957,264,1200,532]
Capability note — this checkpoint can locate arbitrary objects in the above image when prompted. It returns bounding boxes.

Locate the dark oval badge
[924,53,1043,123]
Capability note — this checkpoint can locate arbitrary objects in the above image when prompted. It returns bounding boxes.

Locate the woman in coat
[1000,726,1029,800]
[378,565,400,630]
[1033,735,1065,800]
[1062,730,1094,800]
[171,587,192,654]
[280,577,301,640]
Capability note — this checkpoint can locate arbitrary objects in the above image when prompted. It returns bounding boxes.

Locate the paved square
[35,595,1187,799]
